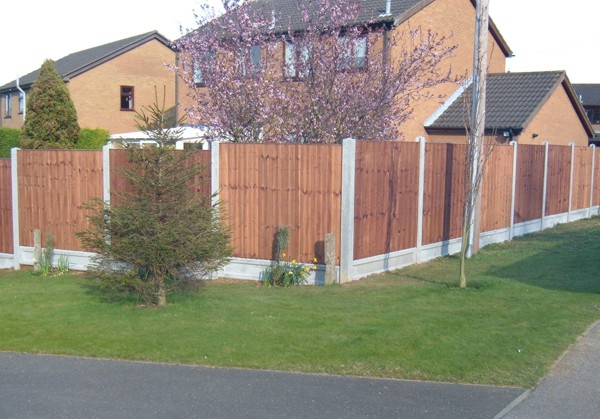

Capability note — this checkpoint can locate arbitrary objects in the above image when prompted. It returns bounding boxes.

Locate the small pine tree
[78,89,232,307]
[21,59,80,149]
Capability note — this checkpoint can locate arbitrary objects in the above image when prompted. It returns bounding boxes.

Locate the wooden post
[33,229,41,272]
[324,233,336,285]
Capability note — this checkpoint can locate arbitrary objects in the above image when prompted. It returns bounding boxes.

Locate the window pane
[4,93,11,117]
[120,86,134,110]
[193,62,203,84]
[354,37,367,68]
[251,44,261,71]
[338,37,351,69]
[284,42,296,78]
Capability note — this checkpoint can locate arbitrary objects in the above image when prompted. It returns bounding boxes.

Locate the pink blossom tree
[176,0,457,143]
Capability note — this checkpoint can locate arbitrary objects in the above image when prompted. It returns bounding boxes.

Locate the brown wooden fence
[592,148,600,206]
[354,141,419,259]
[219,143,342,264]
[1,142,600,271]
[481,145,513,232]
[109,149,211,205]
[0,159,12,253]
[17,150,103,251]
[514,145,545,223]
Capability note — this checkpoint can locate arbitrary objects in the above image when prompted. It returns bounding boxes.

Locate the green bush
[76,128,109,149]
[21,59,80,149]
[0,127,20,158]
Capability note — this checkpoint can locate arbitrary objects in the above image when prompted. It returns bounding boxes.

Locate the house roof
[572,84,600,107]
[0,31,173,92]
[189,0,511,56]
[425,71,595,138]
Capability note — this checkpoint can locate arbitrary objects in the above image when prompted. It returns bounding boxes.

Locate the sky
[1,0,598,86]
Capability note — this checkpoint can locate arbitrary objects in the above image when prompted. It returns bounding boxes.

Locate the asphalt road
[0,352,523,418]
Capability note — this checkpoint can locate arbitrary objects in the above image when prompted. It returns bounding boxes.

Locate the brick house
[0,31,177,135]
[426,71,594,146]
[572,84,600,137]
[177,0,593,146]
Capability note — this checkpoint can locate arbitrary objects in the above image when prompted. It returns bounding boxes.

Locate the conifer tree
[21,59,80,148]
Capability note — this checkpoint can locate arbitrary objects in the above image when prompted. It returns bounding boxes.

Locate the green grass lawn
[1,217,599,388]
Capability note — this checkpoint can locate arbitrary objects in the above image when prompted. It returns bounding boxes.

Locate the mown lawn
[1,217,599,388]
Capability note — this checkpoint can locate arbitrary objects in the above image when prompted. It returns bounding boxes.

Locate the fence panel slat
[219,143,342,264]
[354,141,419,259]
[17,150,103,251]
[545,145,571,216]
[481,145,513,232]
[422,143,467,245]
[514,145,545,223]
[572,147,593,210]
[0,159,12,253]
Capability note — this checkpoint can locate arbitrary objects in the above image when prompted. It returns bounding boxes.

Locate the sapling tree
[78,88,232,307]
[459,0,492,288]
[21,59,80,149]
[176,0,457,143]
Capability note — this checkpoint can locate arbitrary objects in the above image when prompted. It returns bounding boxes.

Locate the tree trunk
[459,224,468,288]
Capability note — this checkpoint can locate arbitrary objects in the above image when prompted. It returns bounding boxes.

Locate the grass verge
[1,217,599,387]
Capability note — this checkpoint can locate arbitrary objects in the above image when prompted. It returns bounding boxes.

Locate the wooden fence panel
[354,141,419,259]
[592,147,600,206]
[0,159,12,253]
[572,147,593,211]
[422,143,467,245]
[110,149,211,205]
[514,145,544,223]
[219,143,342,264]
[18,150,103,251]
[481,145,513,232]
[545,145,571,216]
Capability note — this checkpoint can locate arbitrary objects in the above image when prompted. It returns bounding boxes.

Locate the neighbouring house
[177,0,593,146]
[0,31,177,135]
[572,83,600,139]
[176,0,512,143]
[425,71,594,146]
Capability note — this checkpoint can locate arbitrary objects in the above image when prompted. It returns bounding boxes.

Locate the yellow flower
[292,259,297,265]
[312,265,317,271]
[281,252,286,258]
[313,257,318,263]
[304,266,309,272]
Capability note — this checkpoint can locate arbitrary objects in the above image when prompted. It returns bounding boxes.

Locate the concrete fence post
[589,144,596,218]
[102,144,112,204]
[567,142,575,222]
[415,136,426,263]
[340,138,356,284]
[541,141,549,231]
[509,141,518,240]
[210,141,220,207]
[11,147,20,270]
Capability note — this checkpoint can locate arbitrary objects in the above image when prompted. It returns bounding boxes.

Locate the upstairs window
[193,62,203,85]
[120,86,134,111]
[193,50,216,85]
[4,93,12,117]
[239,44,262,76]
[338,36,367,70]
[284,41,310,79]
[587,108,600,124]
[18,92,24,114]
